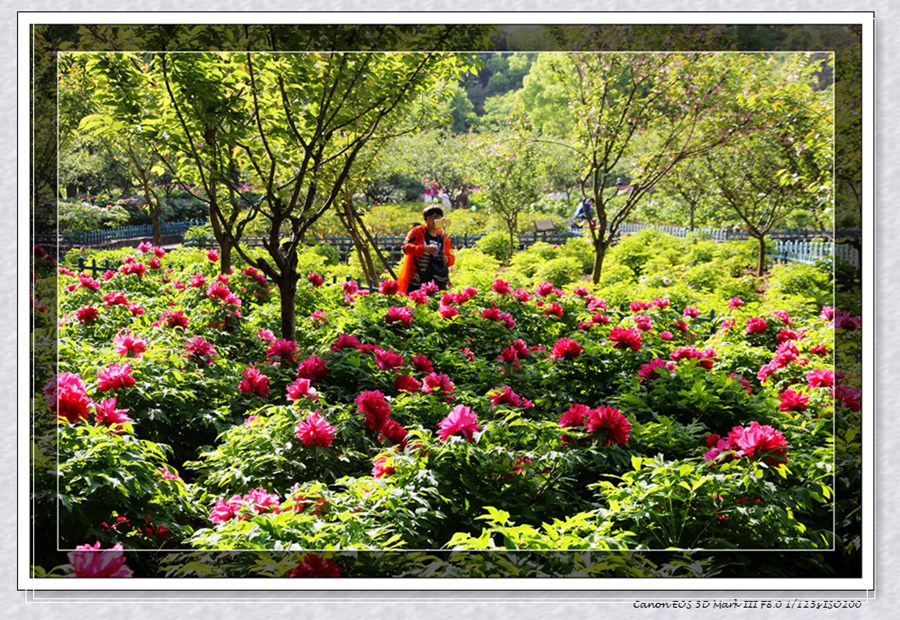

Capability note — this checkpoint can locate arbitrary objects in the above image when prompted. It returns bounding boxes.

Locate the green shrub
[766,261,833,306]
[59,201,131,233]
[534,256,582,288]
[476,230,514,263]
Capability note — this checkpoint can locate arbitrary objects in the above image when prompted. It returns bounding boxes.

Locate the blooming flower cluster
[704,422,788,466]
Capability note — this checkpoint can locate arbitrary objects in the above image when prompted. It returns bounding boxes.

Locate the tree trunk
[756,234,766,278]
[277,273,298,341]
[151,206,161,246]
[591,238,609,284]
[208,188,232,274]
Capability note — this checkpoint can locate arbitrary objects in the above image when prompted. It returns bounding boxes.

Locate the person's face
[426,212,443,227]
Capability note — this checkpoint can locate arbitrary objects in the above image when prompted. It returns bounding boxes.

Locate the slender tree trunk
[276,272,298,341]
[208,183,232,274]
[591,238,609,284]
[756,234,767,277]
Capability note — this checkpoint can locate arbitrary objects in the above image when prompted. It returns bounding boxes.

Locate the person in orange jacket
[397,205,455,294]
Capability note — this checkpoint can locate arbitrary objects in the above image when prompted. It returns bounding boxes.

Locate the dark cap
[422,205,444,219]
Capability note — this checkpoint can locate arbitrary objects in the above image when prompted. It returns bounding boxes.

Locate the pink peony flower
[160,310,189,329]
[114,332,148,359]
[330,333,362,351]
[683,306,699,318]
[342,280,359,295]
[488,386,532,410]
[386,306,413,326]
[542,302,564,318]
[806,368,834,389]
[410,353,433,374]
[638,358,675,381]
[137,241,153,253]
[379,419,409,445]
[550,337,583,360]
[776,329,800,344]
[536,282,559,297]
[437,405,479,442]
[97,363,135,392]
[728,422,788,465]
[779,389,809,412]
[103,291,128,306]
[372,455,395,478]
[746,317,768,334]
[209,495,244,523]
[295,410,336,448]
[206,249,219,262]
[47,373,92,424]
[239,367,270,398]
[835,384,861,411]
[307,272,324,287]
[68,542,133,578]
[286,377,318,402]
[728,297,745,310]
[634,315,653,331]
[438,304,459,319]
[93,397,133,428]
[671,346,717,370]
[585,405,631,445]
[659,330,673,341]
[184,335,216,366]
[422,372,455,396]
[809,345,829,356]
[492,279,511,294]
[266,339,299,364]
[609,326,642,351]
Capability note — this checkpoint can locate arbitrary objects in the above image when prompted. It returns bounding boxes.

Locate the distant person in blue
[571,197,594,231]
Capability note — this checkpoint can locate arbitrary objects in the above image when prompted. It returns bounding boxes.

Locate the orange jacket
[397,225,455,293]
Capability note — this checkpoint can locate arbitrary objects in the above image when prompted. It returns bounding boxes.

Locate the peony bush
[31,231,851,578]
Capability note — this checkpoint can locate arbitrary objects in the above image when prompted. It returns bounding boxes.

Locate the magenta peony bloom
[806,368,834,389]
[76,305,99,323]
[114,332,148,359]
[47,373,93,424]
[379,280,400,295]
[638,358,675,381]
[437,405,479,442]
[243,487,281,512]
[93,397,133,428]
[372,455,395,478]
[778,389,809,412]
[355,390,392,432]
[206,249,219,262]
[835,384,861,412]
[297,355,329,382]
[422,372,455,396]
[488,386,532,410]
[379,419,409,445]
[209,495,244,523]
[342,280,359,295]
[671,346,717,370]
[97,363,135,392]
[659,330,674,341]
[550,337,583,360]
[634,315,653,331]
[810,344,829,356]
[189,273,207,288]
[137,241,153,253]
[746,317,768,334]
[266,339,299,364]
[307,272,324,287]
[609,326,642,351]
[160,310,189,329]
[536,282,559,297]
[386,306,413,326]
[772,309,792,324]
[728,422,788,465]
[184,335,216,366]
[102,291,128,306]
[330,333,362,351]
[286,377,318,402]
[295,410,336,448]
[438,304,459,319]
[492,279,511,294]
[573,286,590,298]
[147,257,162,270]
[728,297,745,310]
[683,306,699,318]
[585,405,631,445]
[239,367,270,398]
[374,348,404,371]
[68,542,133,578]
[393,374,422,394]
[284,554,342,578]
[543,302,564,318]
[410,353,434,374]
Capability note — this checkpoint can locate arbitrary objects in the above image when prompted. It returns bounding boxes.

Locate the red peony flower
[728,297,744,310]
[284,554,342,578]
[550,337,583,360]
[239,367,270,398]
[609,326,642,351]
[295,410,336,448]
[492,279,511,294]
[585,405,631,445]
[728,421,788,465]
[634,315,653,331]
[374,348,404,371]
[297,355,329,382]
[102,291,128,306]
[393,374,422,393]
[746,317,768,334]
[379,280,400,295]
[47,373,93,424]
[488,385,532,410]
[378,419,409,445]
[97,362,135,392]
[372,454,396,478]
[75,305,99,323]
[437,405,480,442]
[160,310,189,329]
[307,272,324,287]
[670,346,716,370]
[410,353,433,374]
[806,369,834,389]
[355,390,392,432]
[683,306,699,318]
[438,304,459,319]
[206,249,219,262]
[778,389,809,412]
[638,358,674,381]
[93,397,133,428]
